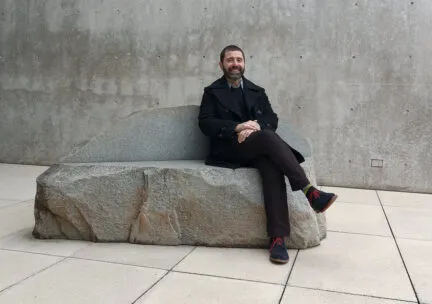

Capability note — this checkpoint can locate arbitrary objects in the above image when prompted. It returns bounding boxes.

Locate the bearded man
[198,45,337,264]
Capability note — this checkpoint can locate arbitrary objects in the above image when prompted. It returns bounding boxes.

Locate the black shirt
[230,87,249,121]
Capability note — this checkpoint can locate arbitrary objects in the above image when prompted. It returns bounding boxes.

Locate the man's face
[219,50,245,81]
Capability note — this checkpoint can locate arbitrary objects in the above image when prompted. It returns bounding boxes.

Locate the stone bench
[33,106,326,249]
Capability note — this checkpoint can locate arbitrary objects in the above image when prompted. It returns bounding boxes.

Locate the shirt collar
[227,78,243,89]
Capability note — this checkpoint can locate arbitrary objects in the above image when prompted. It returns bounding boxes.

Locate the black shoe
[306,187,338,213]
[269,237,289,264]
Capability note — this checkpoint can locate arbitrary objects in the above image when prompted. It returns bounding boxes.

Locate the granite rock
[61,105,311,162]
[35,106,326,248]
[33,160,326,249]
[61,106,209,162]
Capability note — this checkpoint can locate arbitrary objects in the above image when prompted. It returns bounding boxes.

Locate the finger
[242,132,248,141]
[244,124,258,130]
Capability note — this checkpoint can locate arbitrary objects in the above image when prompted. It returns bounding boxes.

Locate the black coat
[198,76,304,168]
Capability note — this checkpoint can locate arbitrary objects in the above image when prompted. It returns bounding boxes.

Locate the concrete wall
[1,0,431,193]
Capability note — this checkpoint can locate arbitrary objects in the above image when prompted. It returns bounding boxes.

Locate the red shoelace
[269,237,284,252]
[308,189,320,201]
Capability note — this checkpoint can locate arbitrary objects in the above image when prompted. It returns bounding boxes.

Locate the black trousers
[232,129,310,237]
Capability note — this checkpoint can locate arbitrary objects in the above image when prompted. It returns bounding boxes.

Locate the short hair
[220,45,245,62]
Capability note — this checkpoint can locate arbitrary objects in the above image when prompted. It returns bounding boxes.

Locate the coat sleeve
[198,90,238,140]
[257,89,278,131]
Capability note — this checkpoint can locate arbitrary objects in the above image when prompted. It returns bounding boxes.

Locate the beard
[222,65,245,81]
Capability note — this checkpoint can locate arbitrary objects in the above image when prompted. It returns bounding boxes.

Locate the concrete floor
[0,164,431,304]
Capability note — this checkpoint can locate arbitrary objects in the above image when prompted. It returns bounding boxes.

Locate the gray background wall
[1,0,431,193]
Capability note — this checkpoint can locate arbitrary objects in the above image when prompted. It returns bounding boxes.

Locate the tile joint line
[131,246,197,304]
[375,191,420,304]
[288,284,418,303]
[0,256,67,295]
[278,249,300,304]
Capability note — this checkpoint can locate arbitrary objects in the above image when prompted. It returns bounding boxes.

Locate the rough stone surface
[61,105,311,163]
[61,106,209,162]
[33,161,325,249]
[34,105,324,248]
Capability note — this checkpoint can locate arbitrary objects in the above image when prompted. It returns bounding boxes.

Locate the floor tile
[378,191,432,210]
[135,271,283,304]
[0,164,48,201]
[398,238,432,304]
[281,286,412,303]
[0,250,62,292]
[0,199,23,208]
[0,258,166,304]
[289,232,416,301]
[174,247,295,284]
[321,187,379,205]
[0,228,89,257]
[384,206,432,241]
[73,242,194,270]
[0,201,34,239]
[326,203,391,236]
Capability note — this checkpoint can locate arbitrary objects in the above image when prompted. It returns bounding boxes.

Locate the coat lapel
[242,78,261,112]
[210,77,261,119]
[211,78,242,118]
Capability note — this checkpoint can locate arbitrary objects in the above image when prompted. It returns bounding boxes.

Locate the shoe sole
[318,194,338,213]
[269,257,289,264]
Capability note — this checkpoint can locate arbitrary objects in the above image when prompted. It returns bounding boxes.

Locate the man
[198,45,337,264]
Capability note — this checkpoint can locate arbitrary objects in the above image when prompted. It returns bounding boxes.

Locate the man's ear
[219,61,223,71]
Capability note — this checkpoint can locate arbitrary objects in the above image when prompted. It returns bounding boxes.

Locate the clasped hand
[235,120,260,143]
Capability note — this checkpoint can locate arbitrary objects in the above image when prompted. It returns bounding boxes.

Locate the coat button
[257,110,262,115]
[218,134,223,138]
[224,109,229,112]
